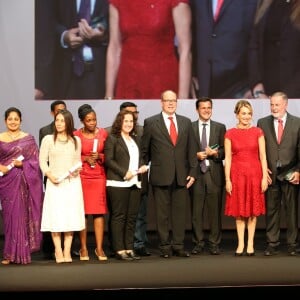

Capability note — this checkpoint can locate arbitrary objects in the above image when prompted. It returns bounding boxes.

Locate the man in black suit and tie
[141,90,197,258]
[257,92,300,256]
[190,97,226,255]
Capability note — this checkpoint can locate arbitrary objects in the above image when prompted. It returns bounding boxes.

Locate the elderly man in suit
[257,91,300,256]
[141,90,197,258]
[190,97,226,255]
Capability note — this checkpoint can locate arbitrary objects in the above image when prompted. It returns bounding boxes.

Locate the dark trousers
[152,184,188,253]
[107,186,141,252]
[190,171,223,248]
[265,180,299,247]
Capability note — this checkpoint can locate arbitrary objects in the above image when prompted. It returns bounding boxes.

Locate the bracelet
[253,90,265,98]
[104,96,113,100]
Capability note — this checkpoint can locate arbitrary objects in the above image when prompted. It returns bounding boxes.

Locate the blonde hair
[234,100,253,115]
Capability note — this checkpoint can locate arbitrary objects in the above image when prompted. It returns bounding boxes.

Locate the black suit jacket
[39,122,55,147]
[191,0,258,98]
[104,134,144,182]
[257,112,300,184]
[142,113,197,187]
[192,119,226,186]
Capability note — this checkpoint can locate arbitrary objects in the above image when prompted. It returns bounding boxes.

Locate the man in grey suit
[257,91,300,256]
[190,97,226,255]
[141,90,197,258]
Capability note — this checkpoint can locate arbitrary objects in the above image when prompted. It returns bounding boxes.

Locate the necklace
[7,131,21,140]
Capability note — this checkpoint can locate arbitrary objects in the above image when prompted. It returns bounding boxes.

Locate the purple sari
[0,135,43,264]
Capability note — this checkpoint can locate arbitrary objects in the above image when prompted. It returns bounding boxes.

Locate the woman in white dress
[39,109,85,263]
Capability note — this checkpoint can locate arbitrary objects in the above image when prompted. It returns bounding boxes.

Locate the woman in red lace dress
[224,100,268,256]
[105,0,191,100]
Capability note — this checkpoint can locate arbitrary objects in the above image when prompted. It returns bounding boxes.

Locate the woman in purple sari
[0,107,43,264]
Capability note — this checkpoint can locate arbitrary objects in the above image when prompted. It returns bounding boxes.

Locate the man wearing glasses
[141,90,197,258]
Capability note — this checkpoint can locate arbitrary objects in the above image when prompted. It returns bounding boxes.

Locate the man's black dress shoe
[160,251,171,258]
[115,252,133,261]
[127,251,141,260]
[134,247,151,256]
[191,245,204,255]
[264,245,278,256]
[288,245,297,256]
[173,249,190,257]
[209,246,221,255]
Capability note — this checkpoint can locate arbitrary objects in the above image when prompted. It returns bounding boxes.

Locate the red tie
[214,0,224,21]
[277,119,283,144]
[168,117,177,146]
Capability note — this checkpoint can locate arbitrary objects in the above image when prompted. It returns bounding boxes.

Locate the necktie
[214,0,224,21]
[277,119,284,144]
[73,0,91,76]
[168,117,177,146]
[200,124,208,173]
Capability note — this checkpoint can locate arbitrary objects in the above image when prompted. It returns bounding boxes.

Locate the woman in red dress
[74,104,108,261]
[224,100,268,256]
[105,0,192,100]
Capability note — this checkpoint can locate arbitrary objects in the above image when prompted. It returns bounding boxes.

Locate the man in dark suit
[50,0,108,99]
[39,100,66,259]
[249,0,300,99]
[257,91,300,256]
[141,90,197,258]
[190,0,257,99]
[190,97,226,255]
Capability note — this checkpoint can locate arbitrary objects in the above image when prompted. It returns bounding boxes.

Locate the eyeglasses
[162,100,177,103]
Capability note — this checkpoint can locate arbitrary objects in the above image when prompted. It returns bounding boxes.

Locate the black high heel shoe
[246,252,255,256]
[234,252,243,257]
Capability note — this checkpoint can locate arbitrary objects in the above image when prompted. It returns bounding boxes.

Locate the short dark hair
[50,100,66,112]
[195,97,213,109]
[119,102,137,111]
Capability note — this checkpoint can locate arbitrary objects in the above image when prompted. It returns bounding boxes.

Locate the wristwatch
[253,90,266,98]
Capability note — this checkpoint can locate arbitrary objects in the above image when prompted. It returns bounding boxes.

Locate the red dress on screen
[109,0,189,99]
[224,127,266,217]
[74,128,108,214]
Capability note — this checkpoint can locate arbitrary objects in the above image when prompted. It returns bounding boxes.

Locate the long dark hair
[54,109,78,150]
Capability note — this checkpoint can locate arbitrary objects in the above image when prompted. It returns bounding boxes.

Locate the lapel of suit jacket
[281,113,292,143]
[269,116,278,144]
[192,121,201,149]
[118,135,130,158]
[158,113,172,143]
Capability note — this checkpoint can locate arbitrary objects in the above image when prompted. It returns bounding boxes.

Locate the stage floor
[0,230,300,295]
